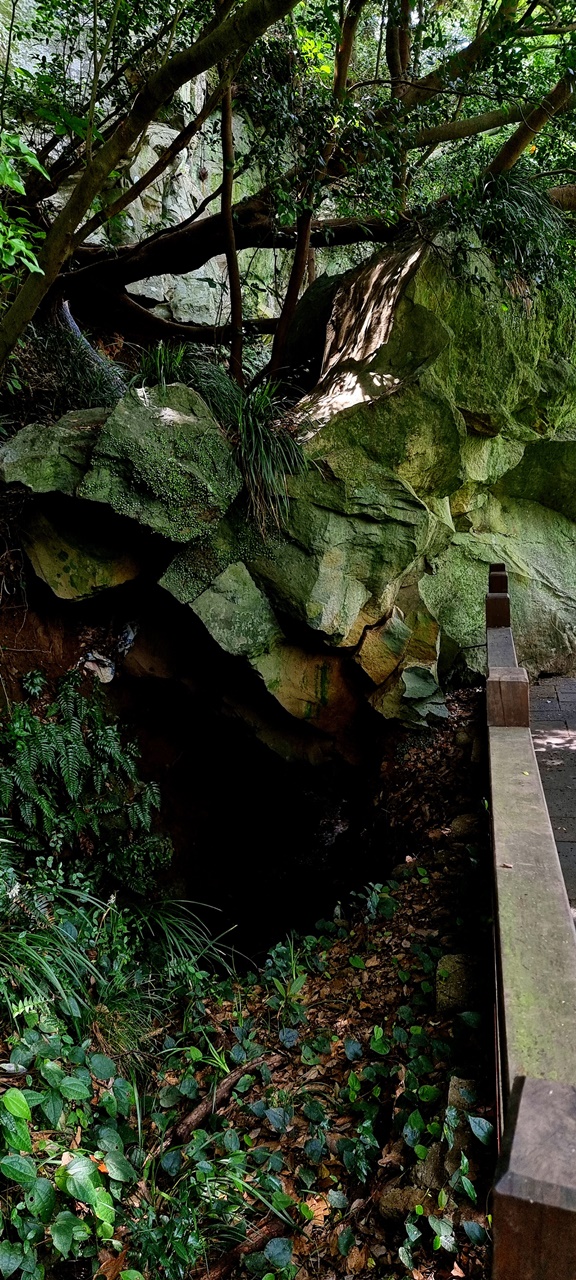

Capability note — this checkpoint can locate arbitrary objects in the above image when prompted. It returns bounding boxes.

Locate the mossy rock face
[251,643,358,734]
[6,240,576,731]
[0,409,107,495]
[247,470,446,644]
[79,384,242,541]
[420,495,576,676]
[495,440,576,523]
[191,562,283,659]
[22,501,142,599]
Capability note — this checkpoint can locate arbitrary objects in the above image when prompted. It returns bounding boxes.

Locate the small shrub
[0,670,171,893]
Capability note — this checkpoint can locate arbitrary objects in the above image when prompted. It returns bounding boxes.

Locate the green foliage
[0,670,170,892]
[0,134,48,284]
[2,316,124,424]
[234,382,307,531]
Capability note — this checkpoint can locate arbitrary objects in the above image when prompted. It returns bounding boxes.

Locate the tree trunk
[485,73,575,178]
[267,207,312,378]
[220,81,244,385]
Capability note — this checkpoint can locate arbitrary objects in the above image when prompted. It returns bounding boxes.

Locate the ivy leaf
[94,1189,115,1224]
[66,1155,102,1204]
[344,1038,363,1061]
[0,1242,24,1278]
[59,1077,91,1101]
[263,1238,293,1267]
[304,1136,325,1163]
[41,1089,63,1127]
[50,1213,73,1258]
[51,1210,91,1255]
[112,1077,133,1116]
[89,1054,116,1080]
[279,1027,299,1048]
[160,1149,182,1177]
[101,1151,137,1182]
[2,1088,31,1120]
[0,1110,32,1152]
[158,1085,181,1108]
[265,1106,293,1133]
[418,1085,441,1103]
[271,1190,293,1212]
[25,1177,56,1223]
[96,1127,124,1153]
[0,1154,37,1188]
[337,1226,356,1256]
[349,955,365,970]
[461,1175,477,1203]
[468,1115,494,1145]
[303,1098,325,1124]
[40,1061,63,1089]
[463,1220,488,1245]
[223,1129,240,1153]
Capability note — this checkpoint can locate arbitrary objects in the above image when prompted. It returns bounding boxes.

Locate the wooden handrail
[487,563,576,1279]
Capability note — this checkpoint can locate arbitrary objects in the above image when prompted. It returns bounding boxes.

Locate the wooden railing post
[493,1079,576,1280]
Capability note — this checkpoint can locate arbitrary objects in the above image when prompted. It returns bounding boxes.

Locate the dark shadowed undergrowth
[0,675,495,1280]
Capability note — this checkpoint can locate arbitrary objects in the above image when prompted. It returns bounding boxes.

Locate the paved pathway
[531,678,576,906]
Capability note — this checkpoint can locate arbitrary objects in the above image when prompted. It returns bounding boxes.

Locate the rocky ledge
[3,237,576,751]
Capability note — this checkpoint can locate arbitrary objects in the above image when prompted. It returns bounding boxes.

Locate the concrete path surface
[532,678,576,906]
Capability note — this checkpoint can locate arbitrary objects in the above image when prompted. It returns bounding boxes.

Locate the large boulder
[190,562,283,659]
[21,501,143,600]
[0,408,107,495]
[78,383,242,541]
[4,238,576,739]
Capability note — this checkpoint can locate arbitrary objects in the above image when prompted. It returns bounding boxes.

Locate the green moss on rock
[191,562,283,658]
[79,383,242,541]
[0,409,107,495]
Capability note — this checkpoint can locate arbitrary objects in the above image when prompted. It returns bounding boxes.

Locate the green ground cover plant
[0,677,494,1280]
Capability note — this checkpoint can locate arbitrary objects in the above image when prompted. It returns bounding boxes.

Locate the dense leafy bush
[0,671,171,893]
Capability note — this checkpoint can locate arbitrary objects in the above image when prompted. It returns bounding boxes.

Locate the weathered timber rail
[487,564,576,1279]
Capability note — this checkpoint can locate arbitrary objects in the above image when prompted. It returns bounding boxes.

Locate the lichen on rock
[78,383,242,542]
[191,562,283,659]
[0,408,107,495]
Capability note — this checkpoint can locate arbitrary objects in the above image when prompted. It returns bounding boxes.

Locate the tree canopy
[0,0,575,377]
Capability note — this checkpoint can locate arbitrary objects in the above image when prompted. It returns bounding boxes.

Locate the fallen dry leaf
[95,1247,128,1280]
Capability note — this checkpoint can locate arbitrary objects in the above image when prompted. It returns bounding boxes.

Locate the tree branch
[0,0,301,368]
[486,71,575,177]
[268,206,312,376]
[409,103,527,146]
[221,73,244,385]
[75,59,242,245]
[397,0,519,112]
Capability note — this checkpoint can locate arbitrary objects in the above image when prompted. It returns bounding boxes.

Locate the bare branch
[409,104,527,146]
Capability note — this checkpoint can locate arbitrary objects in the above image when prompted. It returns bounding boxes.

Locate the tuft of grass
[474,169,567,283]
[235,382,307,531]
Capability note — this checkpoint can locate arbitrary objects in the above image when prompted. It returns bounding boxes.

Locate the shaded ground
[0,542,495,1279]
[140,689,496,1280]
